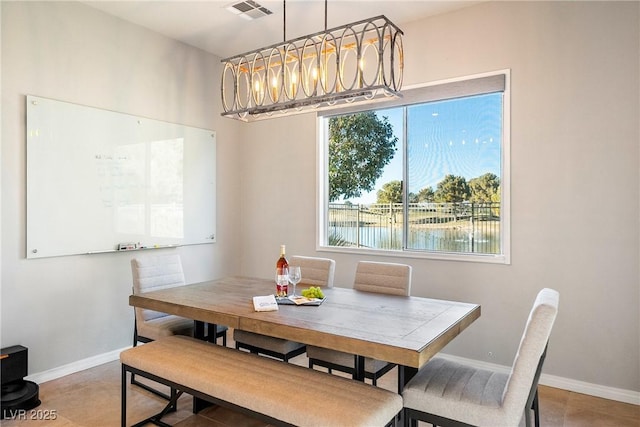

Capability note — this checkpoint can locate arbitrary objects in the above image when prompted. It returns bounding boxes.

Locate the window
[318,71,510,263]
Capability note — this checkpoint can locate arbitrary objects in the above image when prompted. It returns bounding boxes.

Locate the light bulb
[289,72,298,97]
[271,76,278,100]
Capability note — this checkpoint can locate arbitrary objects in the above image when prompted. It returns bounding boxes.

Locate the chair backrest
[502,288,559,422]
[353,261,411,296]
[289,255,336,288]
[131,254,186,322]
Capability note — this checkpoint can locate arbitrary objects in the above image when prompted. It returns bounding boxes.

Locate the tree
[469,173,500,203]
[434,175,470,203]
[328,112,397,202]
[377,180,403,204]
[415,186,435,203]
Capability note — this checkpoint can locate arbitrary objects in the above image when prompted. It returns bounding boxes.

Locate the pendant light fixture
[220,0,404,121]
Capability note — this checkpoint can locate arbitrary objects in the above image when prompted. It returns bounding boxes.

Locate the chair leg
[525,388,540,427]
[121,365,127,427]
[131,324,138,385]
[533,389,540,427]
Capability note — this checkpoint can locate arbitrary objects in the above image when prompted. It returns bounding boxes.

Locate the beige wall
[1,1,242,372]
[1,0,638,397]
[238,1,639,394]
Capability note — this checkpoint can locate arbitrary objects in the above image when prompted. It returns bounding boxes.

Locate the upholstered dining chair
[306,261,412,387]
[289,255,336,288]
[131,254,228,398]
[233,255,336,361]
[402,288,559,427]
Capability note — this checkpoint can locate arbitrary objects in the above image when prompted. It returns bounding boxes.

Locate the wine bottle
[276,244,289,270]
[276,245,289,297]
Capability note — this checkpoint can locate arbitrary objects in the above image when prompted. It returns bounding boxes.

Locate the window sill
[315,245,510,265]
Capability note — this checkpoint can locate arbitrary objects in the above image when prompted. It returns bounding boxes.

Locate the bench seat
[121,335,402,427]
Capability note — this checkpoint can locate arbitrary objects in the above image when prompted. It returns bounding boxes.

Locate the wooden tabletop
[129,276,480,369]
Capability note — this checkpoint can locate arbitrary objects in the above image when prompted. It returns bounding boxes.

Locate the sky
[345,93,502,204]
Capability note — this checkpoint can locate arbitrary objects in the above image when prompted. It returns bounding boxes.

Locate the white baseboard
[438,353,640,406]
[540,372,640,406]
[25,346,130,384]
[25,348,639,406]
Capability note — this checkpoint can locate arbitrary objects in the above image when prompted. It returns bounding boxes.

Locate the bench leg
[123,364,183,427]
[193,395,213,414]
[131,374,175,404]
[130,391,183,427]
[131,390,183,427]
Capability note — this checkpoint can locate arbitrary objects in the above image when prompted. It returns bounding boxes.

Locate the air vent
[226,0,273,20]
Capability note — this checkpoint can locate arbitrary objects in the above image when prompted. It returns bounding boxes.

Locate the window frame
[317,70,511,264]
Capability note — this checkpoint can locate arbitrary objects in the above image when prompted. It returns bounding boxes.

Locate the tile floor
[2,333,638,426]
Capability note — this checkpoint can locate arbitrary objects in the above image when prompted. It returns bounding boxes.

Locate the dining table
[129,275,480,393]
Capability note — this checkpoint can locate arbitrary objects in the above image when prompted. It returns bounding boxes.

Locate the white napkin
[253,294,279,312]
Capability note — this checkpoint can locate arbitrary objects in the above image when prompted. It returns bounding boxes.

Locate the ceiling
[83,0,480,59]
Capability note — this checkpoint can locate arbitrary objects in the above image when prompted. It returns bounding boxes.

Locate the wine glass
[288,266,301,297]
[275,267,289,298]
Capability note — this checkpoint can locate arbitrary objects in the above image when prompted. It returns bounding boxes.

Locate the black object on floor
[1,345,41,419]
[1,380,41,419]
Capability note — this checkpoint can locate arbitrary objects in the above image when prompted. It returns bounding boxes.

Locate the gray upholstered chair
[289,255,336,288]
[307,261,412,386]
[131,254,227,398]
[233,255,336,361]
[402,288,559,427]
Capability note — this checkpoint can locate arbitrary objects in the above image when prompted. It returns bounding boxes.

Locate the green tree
[434,175,470,203]
[415,186,435,203]
[328,112,397,202]
[377,180,403,204]
[469,173,500,203]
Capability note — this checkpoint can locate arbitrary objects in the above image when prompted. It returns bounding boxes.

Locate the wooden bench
[120,335,403,427]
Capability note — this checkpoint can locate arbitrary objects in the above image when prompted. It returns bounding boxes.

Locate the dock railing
[328,202,500,254]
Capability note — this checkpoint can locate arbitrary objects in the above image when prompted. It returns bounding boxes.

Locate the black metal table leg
[397,365,418,393]
[397,364,418,426]
[354,355,365,382]
[206,323,219,343]
[192,320,211,413]
[194,321,206,340]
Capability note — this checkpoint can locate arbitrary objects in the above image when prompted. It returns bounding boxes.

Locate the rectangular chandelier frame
[220,15,404,121]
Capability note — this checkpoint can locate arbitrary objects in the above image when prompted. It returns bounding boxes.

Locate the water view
[328,202,500,255]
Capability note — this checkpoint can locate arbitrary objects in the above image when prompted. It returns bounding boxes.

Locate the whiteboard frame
[26,95,216,259]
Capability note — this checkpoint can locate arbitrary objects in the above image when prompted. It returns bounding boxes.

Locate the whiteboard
[26,95,216,259]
